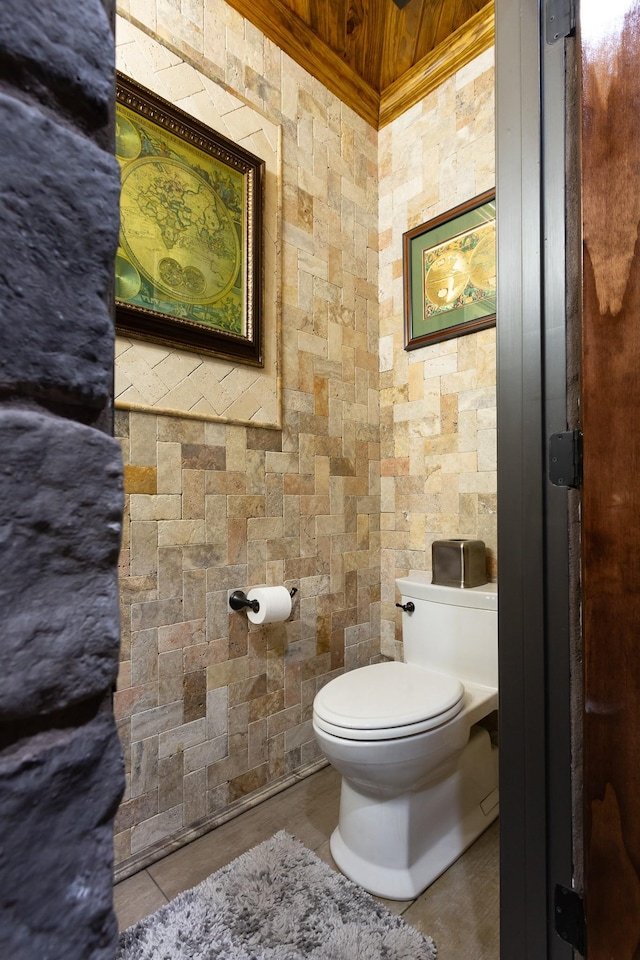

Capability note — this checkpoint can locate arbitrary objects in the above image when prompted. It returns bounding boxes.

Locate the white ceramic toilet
[312,573,498,900]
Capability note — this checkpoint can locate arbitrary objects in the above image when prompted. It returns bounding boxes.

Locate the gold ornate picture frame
[403,189,496,350]
[115,74,264,366]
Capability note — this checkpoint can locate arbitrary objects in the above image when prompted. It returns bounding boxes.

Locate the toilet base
[329,725,499,900]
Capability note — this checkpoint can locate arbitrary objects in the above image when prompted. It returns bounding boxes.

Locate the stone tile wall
[378,49,497,659]
[114,15,281,427]
[114,0,381,876]
[114,0,497,876]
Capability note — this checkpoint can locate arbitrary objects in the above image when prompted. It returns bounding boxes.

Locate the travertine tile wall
[113,0,381,875]
[114,15,281,427]
[378,49,497,659]
[113,0,497,875]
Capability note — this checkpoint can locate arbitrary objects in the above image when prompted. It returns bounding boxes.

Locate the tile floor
[114,765,500,959]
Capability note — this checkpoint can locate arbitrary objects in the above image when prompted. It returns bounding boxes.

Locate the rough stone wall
[0,2,124,958]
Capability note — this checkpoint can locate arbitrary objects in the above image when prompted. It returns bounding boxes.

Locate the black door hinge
[546,0,575,43]
[549,429,583,488]
[554,885,586,955]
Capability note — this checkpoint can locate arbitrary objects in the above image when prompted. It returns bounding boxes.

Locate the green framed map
[115,74,264,365]
[403,189,496,350]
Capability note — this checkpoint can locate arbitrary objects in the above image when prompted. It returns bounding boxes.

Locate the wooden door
[581,2,640,954]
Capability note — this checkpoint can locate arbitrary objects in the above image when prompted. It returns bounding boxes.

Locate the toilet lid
[313,661,464,741]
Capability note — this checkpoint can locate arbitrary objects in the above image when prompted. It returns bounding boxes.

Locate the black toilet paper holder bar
[229,587,297,613]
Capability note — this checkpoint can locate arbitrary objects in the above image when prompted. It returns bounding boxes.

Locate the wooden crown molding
[223,0,380,128]
[379,5,495,128]
[225,1,494,130]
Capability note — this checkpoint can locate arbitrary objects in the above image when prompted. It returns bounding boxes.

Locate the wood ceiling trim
[224,0,493,130]
[223,0,380,127]
[379,3,495,128]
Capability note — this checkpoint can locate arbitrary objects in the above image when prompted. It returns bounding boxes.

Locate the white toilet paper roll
[246,585,292,624]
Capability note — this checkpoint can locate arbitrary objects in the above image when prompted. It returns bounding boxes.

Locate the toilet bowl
[312,575,499,900]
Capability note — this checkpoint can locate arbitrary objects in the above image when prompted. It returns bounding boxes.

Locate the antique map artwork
[403,189,495,349]
[115,104,244,335]
[422,219,496,320]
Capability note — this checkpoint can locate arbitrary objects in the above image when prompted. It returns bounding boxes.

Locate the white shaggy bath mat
[117,830,437,959]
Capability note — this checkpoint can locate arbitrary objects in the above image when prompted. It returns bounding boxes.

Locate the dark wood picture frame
[115,73,264,366]
[403,188,496,350]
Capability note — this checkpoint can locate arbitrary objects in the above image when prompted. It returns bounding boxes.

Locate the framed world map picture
[403,189,496,350]
[115,74,264,365]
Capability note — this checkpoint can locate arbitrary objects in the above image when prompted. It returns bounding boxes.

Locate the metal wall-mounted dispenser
[229,586,298,625]
[431,539,488,588]
[229,590,260,613]
[229,587,297,613]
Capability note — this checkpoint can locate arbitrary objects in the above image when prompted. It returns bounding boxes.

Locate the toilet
[312,573,499,900]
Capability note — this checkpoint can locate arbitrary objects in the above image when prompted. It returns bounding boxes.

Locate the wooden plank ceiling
[224,0,495,128]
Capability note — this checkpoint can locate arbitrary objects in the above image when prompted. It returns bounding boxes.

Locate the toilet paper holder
[229,587,297,613]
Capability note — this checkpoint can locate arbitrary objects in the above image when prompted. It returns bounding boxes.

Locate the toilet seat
[313,661,465,741]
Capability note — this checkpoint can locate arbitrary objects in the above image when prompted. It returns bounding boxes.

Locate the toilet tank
[396,573,498,688]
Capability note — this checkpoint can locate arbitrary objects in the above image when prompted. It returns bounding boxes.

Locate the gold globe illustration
[425,251,470,306]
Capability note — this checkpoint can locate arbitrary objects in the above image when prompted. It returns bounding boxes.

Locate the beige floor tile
[374,893,416,916]
[148,765,341,900]
[114,870,168,932]
[114,763,500,958]
[283,766,343,848]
